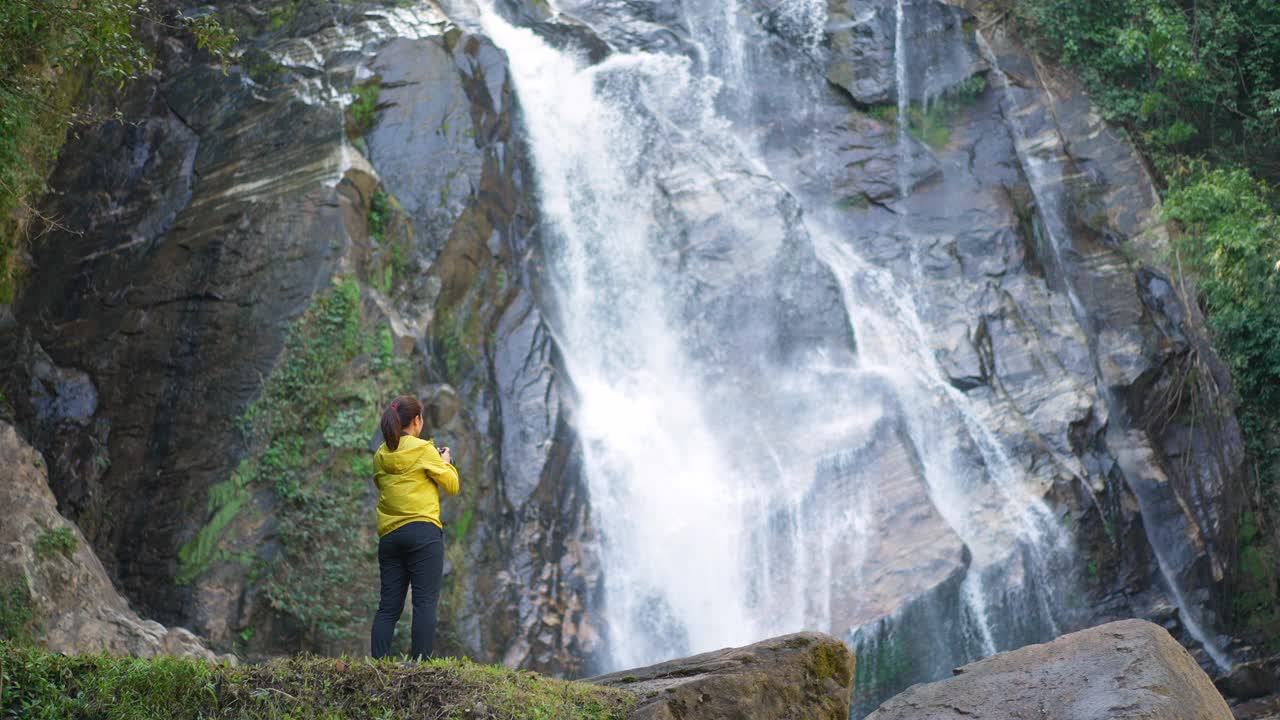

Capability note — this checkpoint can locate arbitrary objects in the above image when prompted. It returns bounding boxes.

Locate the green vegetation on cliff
[1163,167,1280,645]
[178,277,412,651]
[0,642,633,720]
[0,586,35,645]
[1009,0,1280,168]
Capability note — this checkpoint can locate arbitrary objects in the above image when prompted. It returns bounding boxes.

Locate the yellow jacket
[373,436,460,536]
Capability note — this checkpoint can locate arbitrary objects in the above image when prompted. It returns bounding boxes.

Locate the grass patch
[0,643,634,720]
[32,527,77,560]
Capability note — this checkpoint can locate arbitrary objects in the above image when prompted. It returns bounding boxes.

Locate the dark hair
[380,395,423,450]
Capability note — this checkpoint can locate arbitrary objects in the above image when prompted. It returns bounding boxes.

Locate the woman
[369,394,460,660]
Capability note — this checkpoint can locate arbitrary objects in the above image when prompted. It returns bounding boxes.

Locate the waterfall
[475,0,1074,700]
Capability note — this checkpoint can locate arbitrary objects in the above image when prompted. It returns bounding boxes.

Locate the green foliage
[368,190,416,296]
[176,466,254,585]
[1009,0,1280,173]
[0,584,35,644]
[0,643,633,720]
[347,78,382,138]
[1163,163,1280,483]
[323,407,374,450]
[1231,511,1280,649]
[368,190,392,244]
[908,74,987,150]
[177,278,412,648]
[434,309,478,380]
[266,2,298,32]
[1162,163,1280,644]
[33,527,77,560]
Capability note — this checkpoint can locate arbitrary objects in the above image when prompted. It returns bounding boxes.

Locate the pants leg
[405,523,445,660]
[370,529,410,659]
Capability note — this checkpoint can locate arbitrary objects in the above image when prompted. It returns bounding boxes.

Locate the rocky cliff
[0,0,596,672]
[0,0,1272,714]
[0,420,221,660]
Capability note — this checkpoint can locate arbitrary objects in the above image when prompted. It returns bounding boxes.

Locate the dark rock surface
[591,632,854,720]
[865,619,1233,720]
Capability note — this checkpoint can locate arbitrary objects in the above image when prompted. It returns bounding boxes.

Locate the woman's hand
[439,446,452,464]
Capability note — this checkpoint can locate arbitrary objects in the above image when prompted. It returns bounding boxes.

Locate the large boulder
[865,619,1233,720]
[0,421,222,661]
[590,632,854,720]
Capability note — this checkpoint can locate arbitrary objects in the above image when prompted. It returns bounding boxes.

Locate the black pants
[370,521,444,660]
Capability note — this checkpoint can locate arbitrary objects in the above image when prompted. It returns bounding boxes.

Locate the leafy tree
[1011,0,1280,176]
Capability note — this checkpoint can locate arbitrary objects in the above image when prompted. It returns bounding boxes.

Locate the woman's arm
[420,446,460,496]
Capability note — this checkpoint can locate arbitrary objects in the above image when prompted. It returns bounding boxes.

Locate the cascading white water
[477,0,1073,687]
[894,0,911,203]
[476,8,763,666]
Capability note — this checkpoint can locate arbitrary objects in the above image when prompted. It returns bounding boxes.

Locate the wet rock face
[823,0,983,106]
[865,620,1233,720]
[590,632,855,720]
[0,421,223,661]
[362,26,602,673]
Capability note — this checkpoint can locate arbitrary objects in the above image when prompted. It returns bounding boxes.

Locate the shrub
[33,527,77,560]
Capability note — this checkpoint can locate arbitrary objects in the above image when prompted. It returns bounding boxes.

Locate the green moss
[0,584,36,644]
[811,643,846,683]
[241,48,286,85]
[853,635,912,702]
[266,2,297,31]
[0,643,634,719]
[347,78,382,138]
[33,526,77,559]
